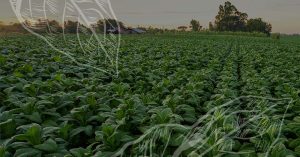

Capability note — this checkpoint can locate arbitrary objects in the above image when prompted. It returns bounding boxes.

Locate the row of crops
[0,34,300,156]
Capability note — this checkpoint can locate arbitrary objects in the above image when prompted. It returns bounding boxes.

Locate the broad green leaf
[23,84,37,96]
[0,119,16,139]
[22,64,33,73]
[0,55,6,65]
[86,93,97,106]
[36,100,54,106]
[53,56,61,62]
[69,148,90,157]
[295,146,300,155]
[22,112,42,123]
[14,148,41,157]
[270,143,288,157]
[34,139,58,152]
[0,146,5,157]
[70,125,93,138]
[13,71,24,78]
[26,124,42,145]
[288,138,300,149]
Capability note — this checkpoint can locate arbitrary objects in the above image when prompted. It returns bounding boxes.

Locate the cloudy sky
[1,0,299,33]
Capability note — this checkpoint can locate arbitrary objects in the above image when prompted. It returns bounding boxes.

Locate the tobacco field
[0,34,300,157]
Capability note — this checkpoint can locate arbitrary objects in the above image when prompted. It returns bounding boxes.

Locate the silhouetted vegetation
[0,21,27,34]
[177,26,188,31]
[96,19,125,33]
[210,1,272,35]
[190,19,202,31]
[246,18,272,36]
[214,1,248,31]
[271,33,280,40]
[0,19,124,34]
[0,2,280,37]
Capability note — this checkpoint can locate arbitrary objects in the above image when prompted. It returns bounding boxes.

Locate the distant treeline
[0,1,293,37]
[0,21,27,34]
[0,19,125,34]
[176,1,272,36]
[210,1,272,35]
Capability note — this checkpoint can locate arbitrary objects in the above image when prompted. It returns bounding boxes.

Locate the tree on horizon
[210,1,272,35]
[247,18,272,36]
[214,1,248,31]
[190,19,202,32]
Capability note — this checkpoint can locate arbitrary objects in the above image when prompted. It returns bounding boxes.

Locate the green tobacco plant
[0,34,299,156]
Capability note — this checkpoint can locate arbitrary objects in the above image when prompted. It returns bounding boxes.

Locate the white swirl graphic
[111,96,292,157]
[10,0,121,76]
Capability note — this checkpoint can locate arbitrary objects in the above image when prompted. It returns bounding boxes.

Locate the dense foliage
[0,18,124,35]
[211,1,272,35]
[246,18,272,35]
[0,34,300,156]
[214,1,248,32]
[190,20,202,32]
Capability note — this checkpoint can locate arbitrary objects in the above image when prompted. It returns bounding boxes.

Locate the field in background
[1,34,300,156]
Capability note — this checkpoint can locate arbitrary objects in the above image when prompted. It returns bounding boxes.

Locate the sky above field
[1,0,299,34]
